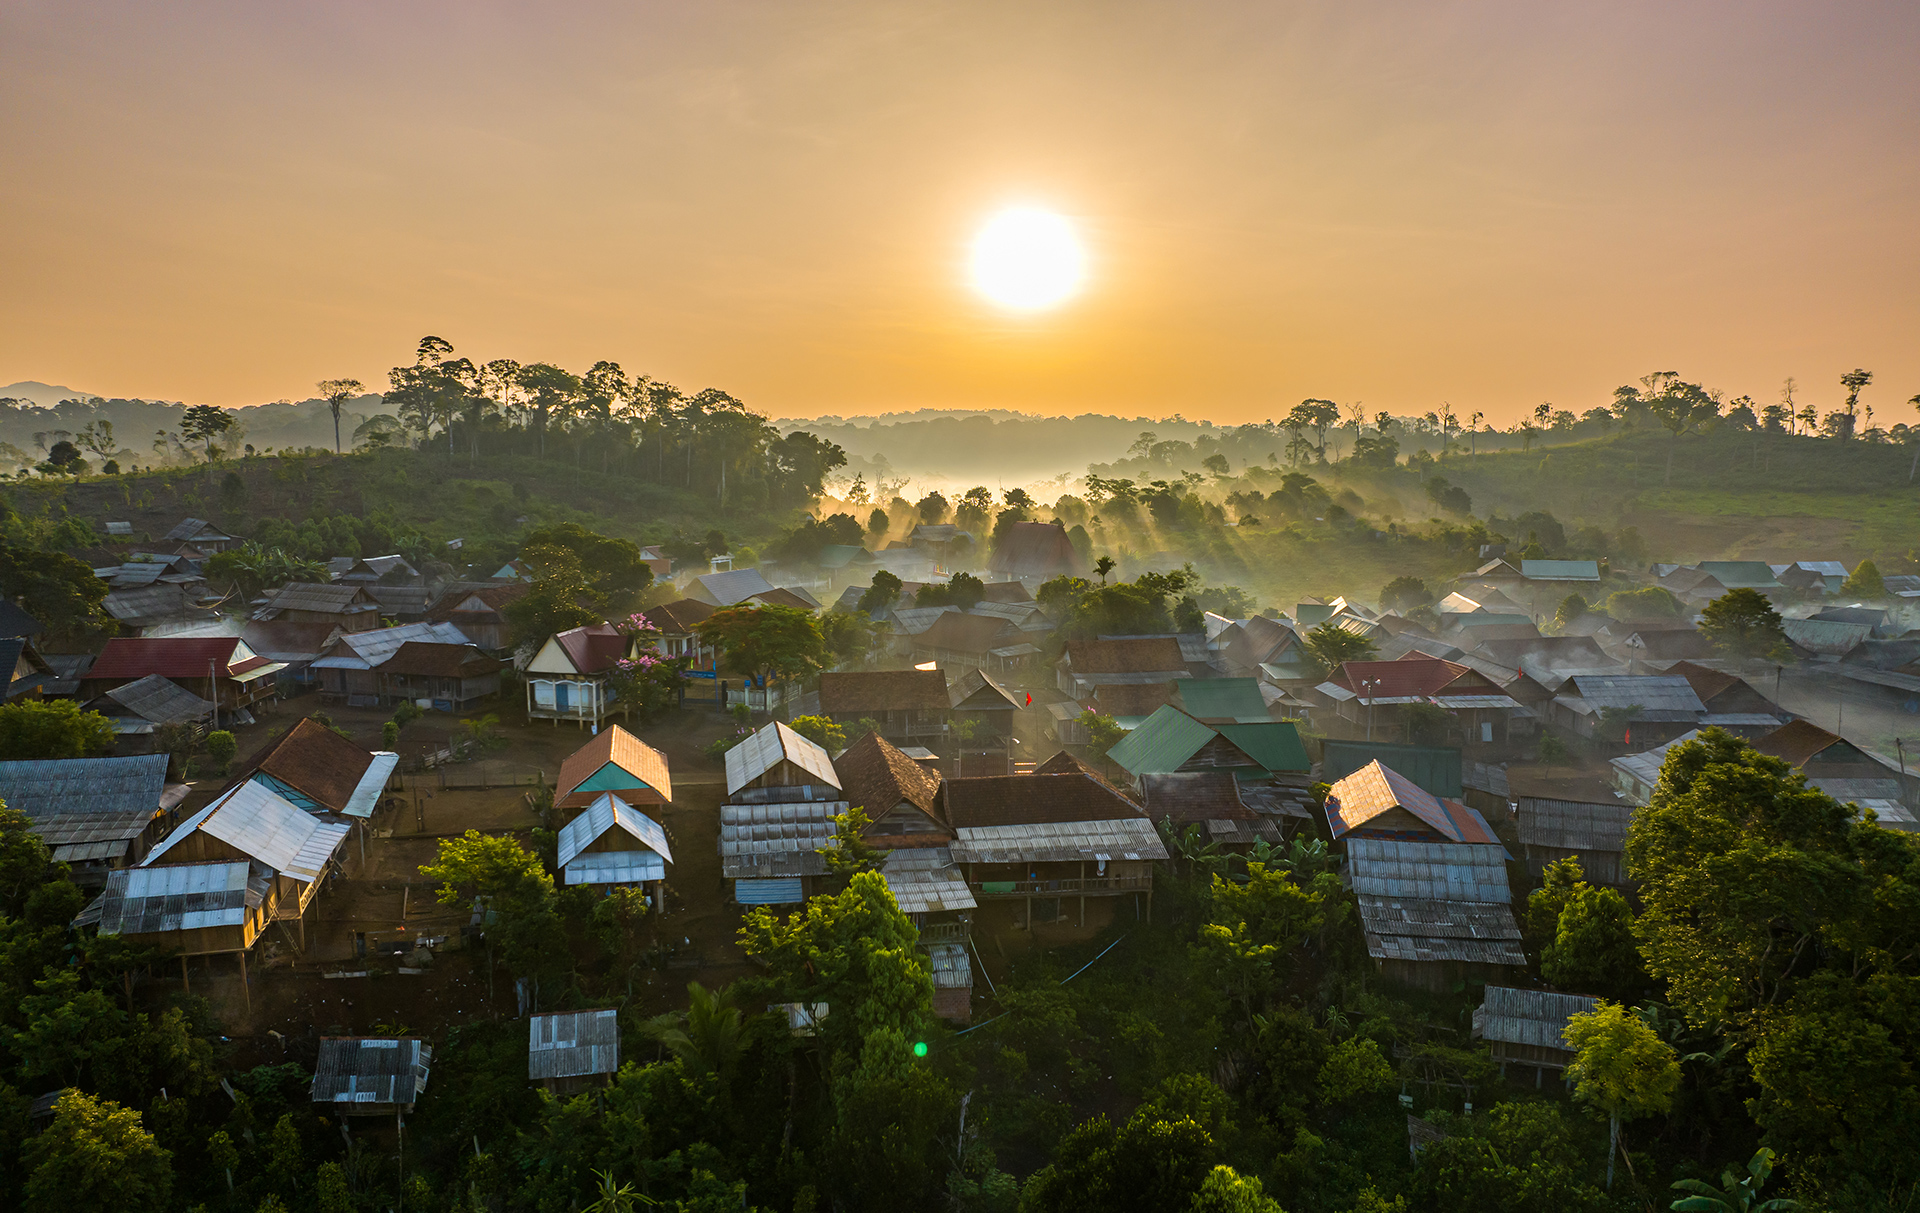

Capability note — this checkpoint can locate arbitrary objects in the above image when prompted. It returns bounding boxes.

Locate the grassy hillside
[0,446,802,573]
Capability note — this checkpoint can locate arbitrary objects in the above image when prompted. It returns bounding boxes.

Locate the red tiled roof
[1088,681,1175,717]
[88,637,268,681]
[554,624,628,674]
[1140,770,1255,823]
[1064,637,1186,675]
[819,669,950,714]
[1333,656,1490,699]
[1753,719,1846,768]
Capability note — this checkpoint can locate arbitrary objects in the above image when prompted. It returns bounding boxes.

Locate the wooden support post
[238,950,250,1017]
[1145,887,1153,925]
[181,954,190,993]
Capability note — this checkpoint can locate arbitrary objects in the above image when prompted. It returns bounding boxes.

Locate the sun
[970,207,1085,310]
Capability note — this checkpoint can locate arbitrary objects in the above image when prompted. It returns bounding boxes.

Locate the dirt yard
[142,695,766,1068]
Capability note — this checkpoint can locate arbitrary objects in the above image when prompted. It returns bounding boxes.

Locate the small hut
[528,1009,620,1093]
[312,1037,433,1115]
[1471,986,1602,1086]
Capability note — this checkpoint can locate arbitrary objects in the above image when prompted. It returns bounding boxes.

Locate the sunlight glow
[970,207,1085,310]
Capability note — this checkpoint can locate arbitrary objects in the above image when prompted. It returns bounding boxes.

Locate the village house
[645,598,719,665]
[522,622,632,728]
[335,554,421,586]
[1168,676,1271,724]
[1752,719,1917,830]
[684,567,779,608]
[556,793,674,907]
[529,1009,620,1093]
[948,668,1025,758]
[717,722,847,905]
[1106,704,1311,788]
[1325,761,1523,991]
[1056,636,1191,699]
[834,731,976,1020]
[1550,673,1708,745]
[312,1038,433,1116]
[82,636,286,719]
[101,583,217,634]
[422,582,530,653]
[252,582,384,633]
[987,520,1088,583]
[1139,769,1287,850]
[308,620,478,707]
[83,674,215,747]
[1318,655,1522,746]
[374,642,504,711]
[1473,987,1603,1087]
[162,517,241,553]
[240,620,344,691]
[246,716,400,825]
[1321,740,1463,798]
[0,753,188,882]
[910,611,1041,674]
[554,725,673,813]
[1508,768,1635,885]
[941,750,1166,936]
[817,668,951,746]
[1665,661,1790,732]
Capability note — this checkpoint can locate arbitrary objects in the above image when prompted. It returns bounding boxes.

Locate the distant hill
[0,380,98,408]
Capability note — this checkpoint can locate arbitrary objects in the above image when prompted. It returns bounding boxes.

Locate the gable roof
[378,642,503,678]
[98,675,214,726]
[0,600,45,637]
[89,636,271,681]
[241,621,344,662]
[1474,986,1604,1051]
[1694,561,1782,589]
[746,586,821,611]
[1140,770,1256,823]
[914,611,1018,655]
[1321,740,1465,797]
[1216,721,1312,773]
[941,771,1148,829]
[818,669,949,714]
[556,793,673,868]
[423,581,530,622]
[835,731,945,826]
[253,718,382,814]
[1780,617,1872,656]
[646,598,717,634]
[1325,760,1498,843]
[1753,718,1855,768]
[254,582,381,619]
[145,780,349,881]
[556,725,673,805]
[725,721,841,796]
[1106,705,1219,775]
[1333,656,1488,701]
[988,521,1088,578]
[1064,636,1186,675]
[1172,677,1269,723]
[163,518,233,543]
[979,581,1034,604]
[1557,674,1706,718]
[689,568,778,606]
[949,668,1024,711]
[0,754,172,848]
[1090,680,1176,719]
[1520,559,1600,581]
[310,621,475,671]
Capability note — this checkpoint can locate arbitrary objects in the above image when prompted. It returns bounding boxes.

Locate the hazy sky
[4,1,1918,424]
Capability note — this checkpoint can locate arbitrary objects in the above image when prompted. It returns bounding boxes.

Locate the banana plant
[1670,1148,1802,1211]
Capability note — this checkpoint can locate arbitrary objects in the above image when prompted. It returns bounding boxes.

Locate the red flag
[1624,727,1631,746]
[1025,692,1033,706]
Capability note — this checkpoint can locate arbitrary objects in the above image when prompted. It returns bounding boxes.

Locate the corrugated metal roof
[89,861,266,935]
[100,675,214,725]
[724,721,840,795]
[1517,798,1633,853]
[690,568,777,605]
[342,753,398,820]
[927,941,972,989]
[1781,617,1872,656]
[1560,675,1706,717]
[565,850,668,885]
[1520,560,1600,581]
[1106,705,1217,776]
[557,793,673,868]
[1356,895,1525,964]
[1327,762,1492,842]
[950,818,1167,863]
[144,780,348,881]
[1216,721,1311,773]
[718,799,842,878]
[1347,838,1512,903]
[529,1009,620,1080]
[0,754,169,847]
[309,621,473,670]
[312,1038,432,1106]
[881,847,978,912]
[1473,986,1601,1048]
[1174,678,1269,722]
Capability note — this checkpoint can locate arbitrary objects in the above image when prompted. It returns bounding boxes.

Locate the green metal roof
[1216,721,1311,774]
[815,545,874,570]
[1320,740,1463,797]
[1520,559,1600,581]
[1107,705,1216,777]
[1695,561,1782,589]
[575,762,657,795]
[1294,604,1337,627]
[1176,678,1269,722]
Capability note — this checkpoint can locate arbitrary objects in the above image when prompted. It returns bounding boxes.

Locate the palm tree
[1093,555,1116,584]
[640,982,744,1076]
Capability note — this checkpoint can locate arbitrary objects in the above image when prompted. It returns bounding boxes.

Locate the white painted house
[524,623,632,729]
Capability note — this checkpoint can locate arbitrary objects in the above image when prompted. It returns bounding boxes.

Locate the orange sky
[4,2,1918,425]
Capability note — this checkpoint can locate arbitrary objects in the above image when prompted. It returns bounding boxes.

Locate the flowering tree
[607,612,690,721]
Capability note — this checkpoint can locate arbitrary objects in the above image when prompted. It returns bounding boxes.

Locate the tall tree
[1836,368,1872,440]
[315,378,364,454]
[1563,1002,1680,1189]
[695,604,828,694]
[1698,588,1788,660]
[22,1091,173,1213]
[514,362,583,459]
